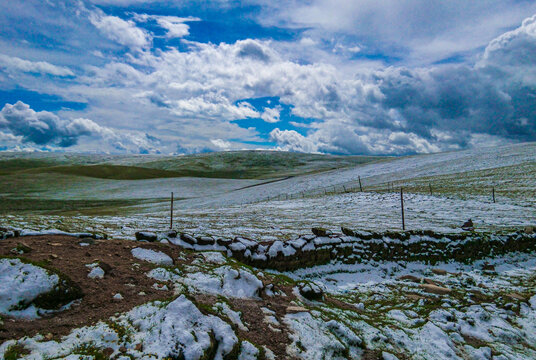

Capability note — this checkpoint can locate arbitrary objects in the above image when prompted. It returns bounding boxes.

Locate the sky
[0,1,536,155]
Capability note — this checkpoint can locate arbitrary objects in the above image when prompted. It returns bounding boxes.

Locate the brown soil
[0,235,183,342]
[0,235,306,358]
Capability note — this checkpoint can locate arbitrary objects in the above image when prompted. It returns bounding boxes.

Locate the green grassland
[0,151,383,215]
[0,151,384,180]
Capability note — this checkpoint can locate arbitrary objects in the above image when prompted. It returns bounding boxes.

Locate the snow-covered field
[1,143,536,359]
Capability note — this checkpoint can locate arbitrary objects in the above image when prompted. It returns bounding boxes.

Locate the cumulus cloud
[89,10,151,49]
[0,101,108,147]
[0,54,74,77]
[134,14,200,38]
[0,101,159,153]
[269,129,319,153]
[261,106,282,123]
[5,3,536,155]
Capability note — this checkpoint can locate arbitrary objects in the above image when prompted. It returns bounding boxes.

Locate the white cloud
[0,54,74,76]
[210,138,232,150]
[134,14,200,38]
[89,10,151,49]
[261,106,281,123]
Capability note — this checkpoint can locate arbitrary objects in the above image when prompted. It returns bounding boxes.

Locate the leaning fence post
[358,176,363,192]
[170,192,174,229]
[492,187,496,203]
[400,187,405,231]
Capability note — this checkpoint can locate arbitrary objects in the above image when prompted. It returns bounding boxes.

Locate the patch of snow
[0,258,59,319]
[183,266,263,299]
[131,247,173,266]
[201,251,227,264]
[238,341,259,360]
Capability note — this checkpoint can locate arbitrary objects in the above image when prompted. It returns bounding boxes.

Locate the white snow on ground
[0,258,59,319]
[285,311,363,360]
[182,266,263,299]
[4,143,535,241]
[214,302,249,331]
[238,340,260,360]
[0,295,238,360]
[201,251,227,264]
[280,250,536,359]
[131,247,173,265]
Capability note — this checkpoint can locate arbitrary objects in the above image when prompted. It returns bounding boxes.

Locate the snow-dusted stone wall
[154,228,536,271]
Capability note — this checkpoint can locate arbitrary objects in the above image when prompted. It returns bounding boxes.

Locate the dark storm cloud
[367,15,536,146]
[0,101,108,147]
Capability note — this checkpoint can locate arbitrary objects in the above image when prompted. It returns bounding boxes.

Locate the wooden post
[358,176,363,192]
[343,185,347,192]
[170,192,174,229]
[400,187,405,231]
[492,187,496,203]
[429,183,432,196]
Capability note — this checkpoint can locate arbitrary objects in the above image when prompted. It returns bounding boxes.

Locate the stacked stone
[140,227,536,271]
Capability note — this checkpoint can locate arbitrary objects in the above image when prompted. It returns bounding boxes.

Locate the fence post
[170,192,174,229]
[400,187,405,231]
[359,176,363,192]
[429,183,432,196]
[492,187,496,203]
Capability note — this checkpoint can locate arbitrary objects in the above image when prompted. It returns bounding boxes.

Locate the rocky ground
[0,230,535,360]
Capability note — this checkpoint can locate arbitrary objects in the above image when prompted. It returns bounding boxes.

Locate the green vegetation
[0,150,383,180]
[4,344,30,360]
[0,197,140,215]
[139,150,384,179]
[70,343,110,360]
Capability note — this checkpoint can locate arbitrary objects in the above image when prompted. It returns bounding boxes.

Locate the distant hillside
[0,151,384,180]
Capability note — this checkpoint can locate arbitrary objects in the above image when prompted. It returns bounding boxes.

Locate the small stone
[113,293,123,300]
[50,254,58,259]
[196,236,215,245]
[180,233,197,245]
[286,306,309,313]
[216,238,232,246]
[103,348,114,357]
[45,333,53,341]
[506,293,526,301]
[423,278,443,287]
[312,227,331,237]
[461,219,474,231]
[119,346,127,353]
[341,227,355,237]
[420,284,452,295]
[138,291,146,296]
[431,268,448,275]
[135,343,143,351]
[165,230,178,238]
[397,274,421,283]
[135,231,158,242]
[481,263,495,271]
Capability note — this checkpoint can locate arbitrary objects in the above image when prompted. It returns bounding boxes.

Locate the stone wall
[147,227,536,271]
